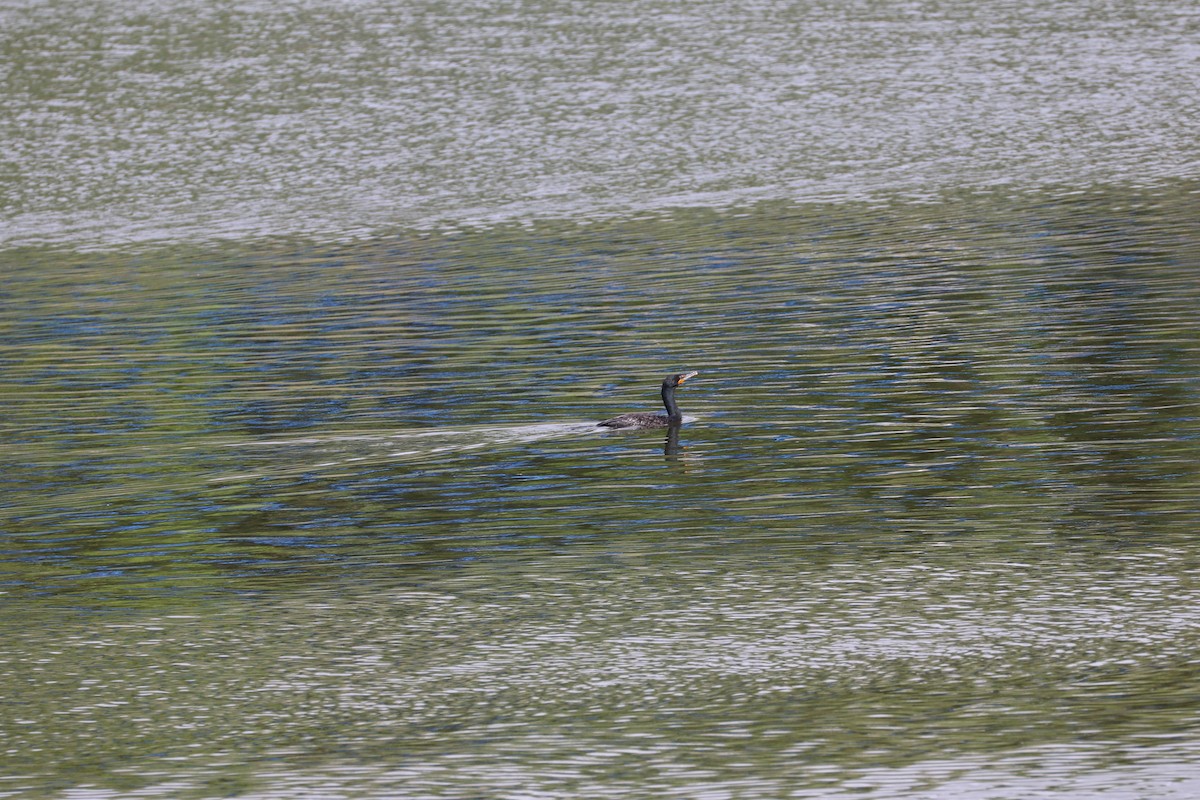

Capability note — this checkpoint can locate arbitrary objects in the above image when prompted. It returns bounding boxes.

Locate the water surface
[2,0,1198,246]
[4,186,1200,798]
[3,0,1200,796]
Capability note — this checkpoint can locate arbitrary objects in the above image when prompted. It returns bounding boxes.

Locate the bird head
[665,371,699,388]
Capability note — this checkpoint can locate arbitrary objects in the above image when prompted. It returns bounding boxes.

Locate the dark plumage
[598,371,699,429]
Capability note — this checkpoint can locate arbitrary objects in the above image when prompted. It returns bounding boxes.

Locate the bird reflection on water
[664,423,682,459]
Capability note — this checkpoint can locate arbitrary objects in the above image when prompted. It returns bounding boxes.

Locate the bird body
[597,411,674,429]
[598,371,698,429]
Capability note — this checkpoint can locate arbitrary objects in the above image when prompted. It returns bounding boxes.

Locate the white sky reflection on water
[2,0,1199,246]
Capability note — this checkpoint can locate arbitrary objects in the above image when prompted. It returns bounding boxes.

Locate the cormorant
[598,371,699,429]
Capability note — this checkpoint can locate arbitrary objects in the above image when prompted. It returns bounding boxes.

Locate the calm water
[3,0,1200,798]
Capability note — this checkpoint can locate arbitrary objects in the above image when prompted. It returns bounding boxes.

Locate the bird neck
[661,384,682,420]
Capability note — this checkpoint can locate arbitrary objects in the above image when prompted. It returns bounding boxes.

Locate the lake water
[3,1,1200,798]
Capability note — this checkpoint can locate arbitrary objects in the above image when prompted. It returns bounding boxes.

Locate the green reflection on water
[2,185,1200,796]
